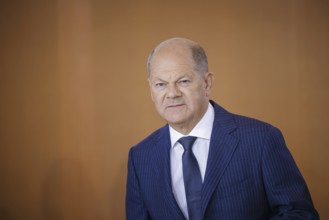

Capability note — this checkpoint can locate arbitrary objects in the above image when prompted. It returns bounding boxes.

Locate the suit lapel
[153,125,185,219]
[201,102,239,216]
[151,103,239,219]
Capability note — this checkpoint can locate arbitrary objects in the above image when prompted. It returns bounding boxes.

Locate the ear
[204,72,214,97]
[147,78,155,102]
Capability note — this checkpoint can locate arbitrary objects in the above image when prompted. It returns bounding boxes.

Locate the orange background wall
[0,1,328,219]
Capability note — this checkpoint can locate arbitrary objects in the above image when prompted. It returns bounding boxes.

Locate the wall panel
[0,0,328,219]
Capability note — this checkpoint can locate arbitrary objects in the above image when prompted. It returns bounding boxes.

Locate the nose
[166,84,182,98]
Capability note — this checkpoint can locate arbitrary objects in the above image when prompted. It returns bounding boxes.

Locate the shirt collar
[169,102,215,148]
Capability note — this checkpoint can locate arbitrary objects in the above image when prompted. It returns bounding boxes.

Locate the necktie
[178,136,202,220]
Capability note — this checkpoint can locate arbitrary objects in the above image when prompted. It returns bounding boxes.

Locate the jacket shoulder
[131,124,169,152]
[212,101,279,134]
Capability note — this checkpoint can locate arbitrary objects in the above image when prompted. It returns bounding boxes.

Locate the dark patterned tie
[178,136,202,220]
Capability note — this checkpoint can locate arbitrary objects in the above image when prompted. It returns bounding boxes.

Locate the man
[126,37,319,219]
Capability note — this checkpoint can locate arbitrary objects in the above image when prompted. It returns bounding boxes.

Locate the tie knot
[178,136,197,151]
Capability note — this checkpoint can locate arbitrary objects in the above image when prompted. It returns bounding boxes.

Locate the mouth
[167,104,185,109]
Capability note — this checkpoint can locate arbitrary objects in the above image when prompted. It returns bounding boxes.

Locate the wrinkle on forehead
[150,53,196,80]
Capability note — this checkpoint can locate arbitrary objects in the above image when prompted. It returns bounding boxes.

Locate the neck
[170,124,193,135]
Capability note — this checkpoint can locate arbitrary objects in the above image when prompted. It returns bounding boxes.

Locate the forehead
[150,48,195,76]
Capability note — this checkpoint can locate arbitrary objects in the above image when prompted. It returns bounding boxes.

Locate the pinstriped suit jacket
[126,101,319,220]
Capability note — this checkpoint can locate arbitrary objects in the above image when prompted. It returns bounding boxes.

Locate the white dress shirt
[169,103,214,219]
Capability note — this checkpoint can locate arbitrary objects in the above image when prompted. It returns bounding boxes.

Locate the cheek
[187,87,205,99]
[151,91,164,104]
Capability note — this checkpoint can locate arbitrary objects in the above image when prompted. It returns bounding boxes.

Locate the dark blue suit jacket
[126,101,318,219]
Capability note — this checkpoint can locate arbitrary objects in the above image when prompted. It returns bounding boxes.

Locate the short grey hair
[147,43,208,77]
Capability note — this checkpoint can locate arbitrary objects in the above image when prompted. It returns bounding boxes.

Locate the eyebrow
[150,73,193,82]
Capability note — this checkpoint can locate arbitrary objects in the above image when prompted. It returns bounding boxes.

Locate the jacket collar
[153,101,239,219]
[153,125,186,219]
[201,101,239,215]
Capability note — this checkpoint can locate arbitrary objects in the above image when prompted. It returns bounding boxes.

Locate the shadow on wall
[109,159,127,219]
[42,159,63,220]
[0,207,12,220]
[42,159,97,219]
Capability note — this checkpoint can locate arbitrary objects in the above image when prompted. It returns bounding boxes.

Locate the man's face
[148,47,213,134]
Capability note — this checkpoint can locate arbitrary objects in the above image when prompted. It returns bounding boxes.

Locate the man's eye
[155,83,165,88]
[178,80,190,86]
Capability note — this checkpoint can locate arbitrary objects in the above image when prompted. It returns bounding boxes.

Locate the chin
[164,116,187,126]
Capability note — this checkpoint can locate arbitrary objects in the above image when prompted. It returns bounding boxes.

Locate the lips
[167,104,185,108]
